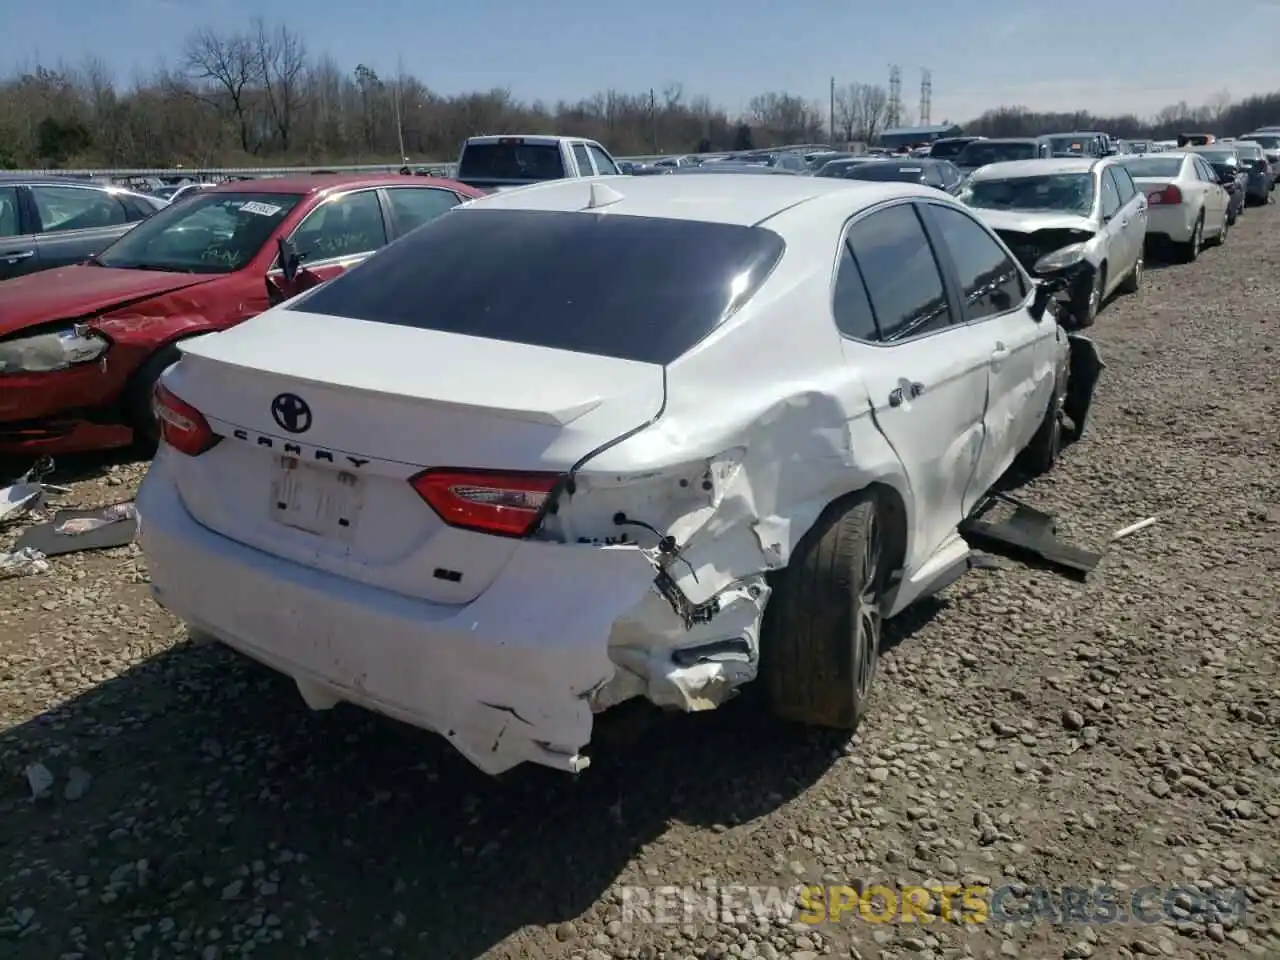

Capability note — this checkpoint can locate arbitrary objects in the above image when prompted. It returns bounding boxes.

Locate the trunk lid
[162,309,665,604]
[1131,176,1177,200]
[0,264,217,336]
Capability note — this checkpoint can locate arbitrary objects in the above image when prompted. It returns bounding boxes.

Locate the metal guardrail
[1,146,842,182]
[3,157,670,180]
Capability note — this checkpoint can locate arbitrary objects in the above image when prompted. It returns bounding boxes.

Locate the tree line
[2,19,1278,170]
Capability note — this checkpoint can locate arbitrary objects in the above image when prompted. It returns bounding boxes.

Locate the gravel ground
[1,205,1277,960]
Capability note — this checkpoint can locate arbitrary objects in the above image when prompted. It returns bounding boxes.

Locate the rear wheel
[1119,251,1143,295]
[123,343,182,456]
[1017,368,1064,477]
[1180,213,1204,262]
[761,492,886,731]
[1208,210,1228,247]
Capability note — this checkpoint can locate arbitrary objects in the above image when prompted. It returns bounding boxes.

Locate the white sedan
[137,174,1103,776]
[1116,152,1230,261]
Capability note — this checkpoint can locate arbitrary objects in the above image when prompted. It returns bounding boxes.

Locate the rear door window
[30,185,128,233]
[845,203,952,340]
[0,187,20,237]
[291,208,787,365]
[383,187,461,237]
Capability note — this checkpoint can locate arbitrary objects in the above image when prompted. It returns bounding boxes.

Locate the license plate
[269,459,362,539]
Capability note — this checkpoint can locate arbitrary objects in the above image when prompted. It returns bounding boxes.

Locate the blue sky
[6,0,1280,127]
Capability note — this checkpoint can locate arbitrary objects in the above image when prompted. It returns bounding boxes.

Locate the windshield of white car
[956,141,1037,166]
[1119,157,1183,178]
[960,174,1095,214]
[457,143,566,180]
[95,192,302,274]
[290,208,787,365]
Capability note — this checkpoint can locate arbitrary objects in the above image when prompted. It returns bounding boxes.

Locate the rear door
[29,183,133,270]
[1108,165,1146,268]
[267,188,389,302]
[0,185,40,280]
[921,201,1047,507]
[838,201,988,569]
[1097,169,1127,295]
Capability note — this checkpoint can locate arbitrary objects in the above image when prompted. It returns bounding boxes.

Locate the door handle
[991,342,1010,361]
[888,387,904,407]
[909,381,925,398]
[1,250,34,264]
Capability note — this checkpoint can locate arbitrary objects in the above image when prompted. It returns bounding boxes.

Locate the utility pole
[920,69,932,127]
[650,88,658,154]
[393,54,407,162]
[829,76,836,145]
[887,65,902,130]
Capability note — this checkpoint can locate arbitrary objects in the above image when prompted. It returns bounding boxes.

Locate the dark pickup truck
[454,135,623,192]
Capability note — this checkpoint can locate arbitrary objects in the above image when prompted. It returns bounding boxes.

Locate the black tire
[1017,370,1064,477]
[123,343,183,455]
[1208,212,1228,247]
[761,493,886,730]
[1180,214,1204,262]
[1071,265,1104,328]
[1118,251,1143,295]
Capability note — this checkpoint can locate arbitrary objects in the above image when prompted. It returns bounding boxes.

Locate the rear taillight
[153,383,219,456]
[1147,184,1182,205]
[410,468,561,538]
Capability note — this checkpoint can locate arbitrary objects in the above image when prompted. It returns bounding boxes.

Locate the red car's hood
[0,265,218,336]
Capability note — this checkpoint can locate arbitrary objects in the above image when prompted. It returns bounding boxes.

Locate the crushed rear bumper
[136,451,659,775]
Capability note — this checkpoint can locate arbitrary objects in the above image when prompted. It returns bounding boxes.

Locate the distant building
[878,123,964,148]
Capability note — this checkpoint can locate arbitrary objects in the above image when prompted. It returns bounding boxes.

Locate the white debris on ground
[0,210,1276,959]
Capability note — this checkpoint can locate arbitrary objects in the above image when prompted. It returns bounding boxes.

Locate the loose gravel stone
[0,207,1278,959]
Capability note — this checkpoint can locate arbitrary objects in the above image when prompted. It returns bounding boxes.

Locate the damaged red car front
[0,173,482,456]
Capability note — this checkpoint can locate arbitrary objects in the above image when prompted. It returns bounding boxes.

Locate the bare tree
[834,83,891,143]
[252,19,307,152]
[183,26,262,154]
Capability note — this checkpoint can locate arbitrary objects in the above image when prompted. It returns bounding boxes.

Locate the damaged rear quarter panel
[546,251,914,714]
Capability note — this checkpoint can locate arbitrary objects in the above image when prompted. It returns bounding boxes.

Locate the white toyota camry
[138,174,1103,775]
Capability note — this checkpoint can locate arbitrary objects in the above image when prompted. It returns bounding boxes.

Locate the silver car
[958,157,1147,328]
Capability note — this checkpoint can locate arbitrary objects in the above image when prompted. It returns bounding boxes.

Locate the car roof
[968,137,1043,145]
[461,174,938,228]
[207,173,464,195]
[0,173,131,187]
[970,158,1096,179]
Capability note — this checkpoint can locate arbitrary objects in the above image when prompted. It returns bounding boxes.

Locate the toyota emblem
[271,393,312,434]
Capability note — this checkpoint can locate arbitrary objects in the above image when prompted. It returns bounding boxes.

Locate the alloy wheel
[853,511,883,702]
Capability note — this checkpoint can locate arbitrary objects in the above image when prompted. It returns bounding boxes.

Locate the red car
[0,173,484,456]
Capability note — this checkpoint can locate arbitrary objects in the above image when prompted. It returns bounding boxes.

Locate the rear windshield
[1246,134,1279,148]
[843,163,926,182]
[457,143,565,180]
[1119,157,1183,178]
[1196,150,1236,164]
[957,141,1036,166]
[928,140,971,159]
[290,208,786,365]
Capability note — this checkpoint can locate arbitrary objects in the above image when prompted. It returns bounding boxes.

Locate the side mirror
[1029,277,1069,323]
[276,236,302,283]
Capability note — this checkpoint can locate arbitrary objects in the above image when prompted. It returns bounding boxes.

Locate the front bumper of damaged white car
[135,453,764,776]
